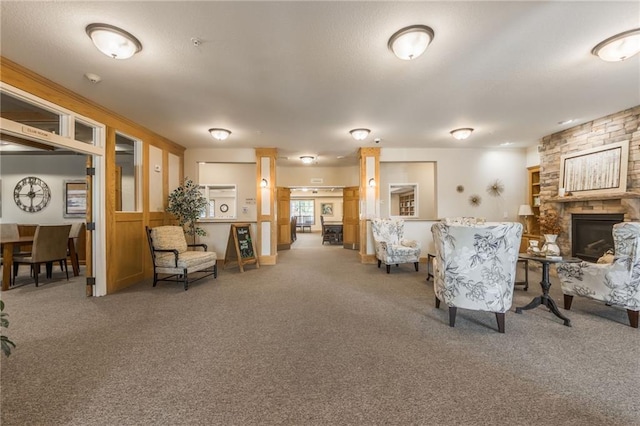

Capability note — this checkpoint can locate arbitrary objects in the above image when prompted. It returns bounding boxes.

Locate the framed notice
[64,180,87,218]
[559,141,629,196]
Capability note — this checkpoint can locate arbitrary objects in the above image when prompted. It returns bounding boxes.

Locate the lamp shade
[518,204,534,216]
[450,128,474,140]
[209,128,231,141]
[592,28,640,62]
[388,25,435,60]
[86,23,142,59]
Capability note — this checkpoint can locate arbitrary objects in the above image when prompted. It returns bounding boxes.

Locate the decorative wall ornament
[469,194,482,206]
[487,179,504,197]
[456,185,464,193]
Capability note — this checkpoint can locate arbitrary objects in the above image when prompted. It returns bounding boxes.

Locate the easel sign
[223,223,259,272]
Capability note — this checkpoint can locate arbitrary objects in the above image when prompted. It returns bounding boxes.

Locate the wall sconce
[368,178,376,187]
[592,28,640,62]
[86,23,143,59]
[450,128,474,140]
[349,128,371,141]
[209,128,231,141]
[260,178,268,188]
[388,25,435,60]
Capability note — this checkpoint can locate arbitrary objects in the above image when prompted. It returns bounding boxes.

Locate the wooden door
[276,187,291,250]
[342,186,359,250]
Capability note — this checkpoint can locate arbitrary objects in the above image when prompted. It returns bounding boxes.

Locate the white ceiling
[1,1,639,166]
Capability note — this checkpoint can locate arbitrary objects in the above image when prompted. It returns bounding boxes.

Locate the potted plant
[538,208,562,256]
[166,178,208,244]
[1,300,16,357]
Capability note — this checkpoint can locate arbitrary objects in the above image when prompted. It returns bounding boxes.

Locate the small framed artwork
[64,180,87,218]
[321,203,333,216]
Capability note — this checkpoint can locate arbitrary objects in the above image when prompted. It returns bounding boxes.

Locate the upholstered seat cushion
[154,250,217,270]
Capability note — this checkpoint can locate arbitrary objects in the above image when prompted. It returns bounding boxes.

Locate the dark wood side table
[515,258,529,290]
[515,254,581,326]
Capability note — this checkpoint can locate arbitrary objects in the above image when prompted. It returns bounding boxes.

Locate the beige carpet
[1,231,639,425]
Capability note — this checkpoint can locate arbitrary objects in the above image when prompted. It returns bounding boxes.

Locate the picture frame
[321,202,333,216]
[63,180,87,218]
[559,141,629,196]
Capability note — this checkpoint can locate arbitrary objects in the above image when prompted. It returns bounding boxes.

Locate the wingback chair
[371,218,421,273]
[556,222,640,328]
[431,222,522,333]
[146,226,217,291]
[12,224,72,287]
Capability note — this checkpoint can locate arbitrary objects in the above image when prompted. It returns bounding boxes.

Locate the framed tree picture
[63,180,87,218]
[559,141,629,196]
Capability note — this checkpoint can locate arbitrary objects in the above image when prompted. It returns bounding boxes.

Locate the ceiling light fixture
[86,23,143,60]
[388,25,435,60]
[450,128,474,140]
[349,128,371,141]
[592,28,640,62]
[300,156,314,164]
[208,128,231,141]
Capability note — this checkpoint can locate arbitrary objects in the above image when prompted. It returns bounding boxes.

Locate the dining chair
[12,224,72,287]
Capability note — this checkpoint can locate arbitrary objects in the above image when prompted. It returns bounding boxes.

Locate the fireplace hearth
[571,214,624,262]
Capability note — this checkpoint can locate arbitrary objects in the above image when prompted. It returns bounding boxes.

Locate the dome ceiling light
[209,128,231,141]
[86,23,143,59]
[388,25,435,60]
[450,128,474,140]
[300,156,315,164]
[592,28,640,62]
[349,128,371,141]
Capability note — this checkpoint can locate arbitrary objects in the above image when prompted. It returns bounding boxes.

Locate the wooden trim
[259,254,277,265]
[360,253,377,264]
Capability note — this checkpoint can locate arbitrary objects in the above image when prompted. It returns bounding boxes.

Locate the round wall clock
[14,176,51,213]
[220,204,229,213]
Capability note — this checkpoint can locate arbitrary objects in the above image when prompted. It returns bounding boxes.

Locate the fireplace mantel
[548,192,640,203]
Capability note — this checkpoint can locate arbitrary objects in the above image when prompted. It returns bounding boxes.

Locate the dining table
[1,235,80,291]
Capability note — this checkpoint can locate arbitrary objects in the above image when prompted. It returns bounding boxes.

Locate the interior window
[291,199,315,226]
[0,92,61,135]
[115,133,141,211]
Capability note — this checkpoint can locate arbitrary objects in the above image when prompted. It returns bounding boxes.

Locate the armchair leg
[386,265,390,274]
[377,260,381,268]
[627,310,639,328]
[435,296,440,309]
[448,307,457,327]
[214,264,218,279]
[183,268,189,291]
[152,273,158,287]
[495,312,506,333]
[563,294,574,310]
[414,262,419,272]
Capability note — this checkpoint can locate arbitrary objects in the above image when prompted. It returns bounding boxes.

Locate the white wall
[380,162,437,219]
[1,154,86,225]
[278,165,359,187]
[148,145,164,212]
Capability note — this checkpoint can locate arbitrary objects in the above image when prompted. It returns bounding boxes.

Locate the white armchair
[431,222,523,333]
[371,218,421,274]
[556,222,640,328]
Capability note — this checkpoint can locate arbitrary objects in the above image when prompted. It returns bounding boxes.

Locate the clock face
[14,176,51,213]
[220,204,229,213]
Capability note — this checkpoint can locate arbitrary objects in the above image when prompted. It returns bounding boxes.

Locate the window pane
[291,199,315,226]
[115,133,139,211]
[0,92,61,135]
[75,120,96,144]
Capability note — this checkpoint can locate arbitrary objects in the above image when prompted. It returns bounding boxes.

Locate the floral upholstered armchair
[431,222,522,333]
[146,226,217,291]
[371,218,421,274]
[556,222,640,328]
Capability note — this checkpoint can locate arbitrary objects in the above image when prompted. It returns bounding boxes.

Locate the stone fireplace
[537,105,640,260]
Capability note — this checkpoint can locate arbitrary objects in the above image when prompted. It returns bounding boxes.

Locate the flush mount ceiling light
[349,128,371,141]
[592,28,640,62]
[208,128,231,141]
[300,156,315,164]
[388,25,435,60]
[86,23,143,59]
[450,128,474,140]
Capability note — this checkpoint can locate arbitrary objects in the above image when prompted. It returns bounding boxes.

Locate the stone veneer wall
[538,105,640,256]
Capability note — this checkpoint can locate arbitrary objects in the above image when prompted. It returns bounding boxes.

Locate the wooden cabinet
[520,166,542,252]
[399,193,415,216]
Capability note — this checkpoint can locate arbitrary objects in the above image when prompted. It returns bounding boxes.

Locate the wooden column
[255,148,278,265]
[358,147,380,263]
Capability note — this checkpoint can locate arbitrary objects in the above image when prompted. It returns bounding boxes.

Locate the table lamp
[518,204,534,234]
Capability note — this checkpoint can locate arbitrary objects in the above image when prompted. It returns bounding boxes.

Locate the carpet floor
[1,231,639,425]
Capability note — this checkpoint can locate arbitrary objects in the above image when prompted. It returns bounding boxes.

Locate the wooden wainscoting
[110,212,145,293]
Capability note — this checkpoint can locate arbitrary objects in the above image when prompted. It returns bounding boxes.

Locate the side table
[515,254,581,326]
